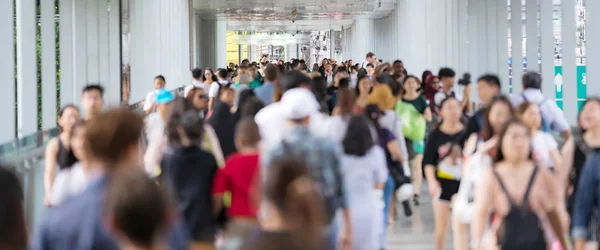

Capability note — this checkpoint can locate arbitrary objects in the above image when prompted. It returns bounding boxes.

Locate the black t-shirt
[423,128,464,181]
[160,146,218,241]
[461,108,485,147]
[402,96,428,114]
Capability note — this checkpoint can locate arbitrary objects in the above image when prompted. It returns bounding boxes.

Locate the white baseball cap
[279,88,320,120]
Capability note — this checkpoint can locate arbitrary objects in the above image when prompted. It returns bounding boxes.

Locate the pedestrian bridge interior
[0,0,598,249]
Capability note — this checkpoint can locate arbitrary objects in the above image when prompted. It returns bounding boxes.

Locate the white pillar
[486,0,498,74]
[540,0,554,99]
[561,0,577,123]
[97,0,109,91]
[60,0,74,106]
[73,0,88,105]
[526,0,539,72]
[587,0,600,97]
[86,0,99,83]
[215,20,227,69]
[352,18,375,64]
[0,0,15,142]
[511,0,523,90]
[457,0,469,77]
[16,0,38,136]
[41,0,57,130]
[497,0,509,94]
[108,0,122,105]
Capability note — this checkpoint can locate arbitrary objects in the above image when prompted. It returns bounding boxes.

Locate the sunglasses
[197,94,207,99]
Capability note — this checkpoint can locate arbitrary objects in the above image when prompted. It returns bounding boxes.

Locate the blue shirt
[33,176,189,250]
[573,153,600,239]
[509,88,570,133]
[254,82,275,105]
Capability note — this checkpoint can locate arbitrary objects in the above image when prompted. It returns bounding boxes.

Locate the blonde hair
[368,84,396,110]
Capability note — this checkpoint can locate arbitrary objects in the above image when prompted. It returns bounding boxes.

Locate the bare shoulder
[46,138,59,153]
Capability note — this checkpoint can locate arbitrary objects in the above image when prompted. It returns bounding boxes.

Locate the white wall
[129,0,191,103]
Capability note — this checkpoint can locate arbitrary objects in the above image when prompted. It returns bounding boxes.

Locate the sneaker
[413,194,420,206]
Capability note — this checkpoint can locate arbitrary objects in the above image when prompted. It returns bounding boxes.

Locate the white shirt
[208,80,229,98]
[325,115,351,144]
[532,132,558,168]
[434,89,463,108]
[184,80,205,98]
[379,110,411,173]
[50,163,89,206]
[350,74,358,89]
[255,102,330,153]
[510,89,570,133]
[143,90,159,112]
[144,113,165,141]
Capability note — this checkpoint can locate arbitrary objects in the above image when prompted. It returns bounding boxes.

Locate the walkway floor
[388,188,453,250]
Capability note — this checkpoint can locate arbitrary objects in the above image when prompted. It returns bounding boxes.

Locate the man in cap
[263,87,352,250]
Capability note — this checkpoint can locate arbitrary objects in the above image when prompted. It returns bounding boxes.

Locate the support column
[497,0,509,94]
[540,0,554,99]
[16,0,38,136]
[108,0,122,105]
[561,0,577,123]
[511,0,523,90]
[587,0,600,97]
[352,18,374,63]
[0,0,15,141]
[41,0,57,130]
[486,0,498,75]
[73,0,88,105]
[526,0,539,72]
[215,20,227,68]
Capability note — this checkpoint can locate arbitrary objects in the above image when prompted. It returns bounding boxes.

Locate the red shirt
[212,152,260,218]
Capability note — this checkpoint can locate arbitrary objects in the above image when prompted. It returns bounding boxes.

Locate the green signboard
[554,65,586,111]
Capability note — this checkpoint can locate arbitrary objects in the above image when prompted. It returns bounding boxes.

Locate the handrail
[0,86,185,163]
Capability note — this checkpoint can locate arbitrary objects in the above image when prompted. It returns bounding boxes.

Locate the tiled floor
[388,189,453,250]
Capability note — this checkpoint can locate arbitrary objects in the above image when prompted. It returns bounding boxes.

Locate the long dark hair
[493,119,534,163]
[364,104,383,132]
[354,75,371,96]
[343,116,375,156]
[166,97,197,146]
[336,88,355,118]
[58,104,80,133]
[577,97,600,133]
[259,156,326,250]
[481,95,514,141]
[0,166,27,250]
[201,67,218,82]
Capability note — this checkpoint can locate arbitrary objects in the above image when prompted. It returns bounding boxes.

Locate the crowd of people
[1,51,600,250]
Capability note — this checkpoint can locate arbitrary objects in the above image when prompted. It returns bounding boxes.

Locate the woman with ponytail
[241,156,327,250]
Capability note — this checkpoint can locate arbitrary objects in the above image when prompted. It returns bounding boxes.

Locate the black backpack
[494,167,547,250]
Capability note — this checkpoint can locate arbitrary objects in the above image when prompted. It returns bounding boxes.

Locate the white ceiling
[193,0,397,31]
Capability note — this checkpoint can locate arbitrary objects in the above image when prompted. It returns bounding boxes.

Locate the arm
[203,125,225,167]
[560,136,575,196]
[208,97,215,112]
[423,137,440,196]
[386,140,404,164]
[43,139,59,207]
[212,168,226,216]
[470,168,494,250]
[572,156,599,248]
[423,107,433,122]
[374,147,389,189]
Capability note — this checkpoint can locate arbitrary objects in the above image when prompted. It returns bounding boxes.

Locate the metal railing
[0,86,185,231]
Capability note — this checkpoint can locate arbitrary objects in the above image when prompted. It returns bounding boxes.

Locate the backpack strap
[493,171,515,207]
[520,167,539,209]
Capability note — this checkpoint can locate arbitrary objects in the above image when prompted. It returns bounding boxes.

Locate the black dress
[57,138,77,170]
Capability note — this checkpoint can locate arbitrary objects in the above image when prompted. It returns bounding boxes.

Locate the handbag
[395,102,427,141]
